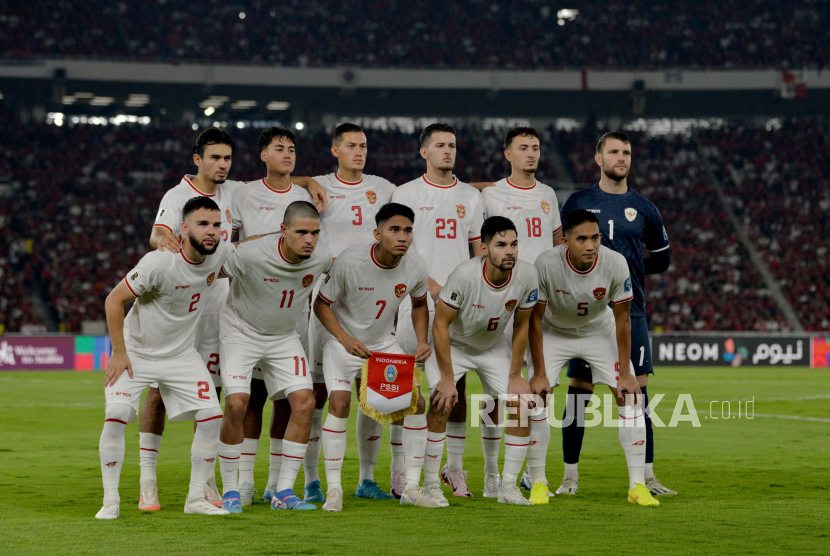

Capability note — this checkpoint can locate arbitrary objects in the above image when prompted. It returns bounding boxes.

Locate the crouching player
[97,197,233,519]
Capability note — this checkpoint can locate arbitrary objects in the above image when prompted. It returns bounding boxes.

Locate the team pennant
[359,353,422,424]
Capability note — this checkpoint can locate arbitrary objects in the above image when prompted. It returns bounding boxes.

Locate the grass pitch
[1,367,828,555]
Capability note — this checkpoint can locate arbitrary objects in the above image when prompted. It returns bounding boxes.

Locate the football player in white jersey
[391,123,485,498]
[217,201,332,513]
[96,197,233,519]
[314,203,437,510]
[528,209,659,506]
[427,217,543,506]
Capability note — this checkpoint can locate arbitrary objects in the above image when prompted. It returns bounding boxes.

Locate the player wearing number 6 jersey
[528,209,659,506]
[96,197,233,519]
[216,201,332,513]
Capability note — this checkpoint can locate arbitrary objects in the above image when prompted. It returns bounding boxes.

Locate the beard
[602,165,628,182]
[490,255,516,272]
[190,233,219,255]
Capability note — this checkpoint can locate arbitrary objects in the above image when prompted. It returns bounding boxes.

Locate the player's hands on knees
[508,375,535,409]
[430,378,458,415]
[341,336,372,359]
[104,351,133,387]
[414,342,432,362]
[158,232,182,253]
[616,374,641,405]
[528,374,551,403]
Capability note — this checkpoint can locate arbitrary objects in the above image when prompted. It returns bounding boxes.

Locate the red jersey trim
[468,236,481,242]
[262,177,292,194]
[184,176,215,197]
[506,177,537,190]
[482,259,512,290]
[517,305,534,311]
[180,250,205,266]
[440,298,459,311]
[124,278,139,297]
[552,225,563,234]
[153,223,174,234]
[335,172,363,185]
[410,291,428,300]
[565,249,598,275]
[278,237,302,265]
[317,292,335,305]
[611,295,634,305]
[421,174,457,189]
[370,243,402,270]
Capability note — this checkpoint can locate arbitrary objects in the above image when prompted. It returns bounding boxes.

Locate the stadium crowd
[2,1,827,69]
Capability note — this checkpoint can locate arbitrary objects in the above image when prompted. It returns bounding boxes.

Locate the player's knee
[224,393,249,422]
[416,394,426,414]
[569,377,594,391]
[289,389,316,416]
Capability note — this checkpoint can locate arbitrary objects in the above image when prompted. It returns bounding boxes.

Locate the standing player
[97,197,232,519]
[427,217,542,506]
[314,203,435,510]
[556,132,674,497]
[392,123,485,498]
[528,209,659,506]
[217,201,332,513]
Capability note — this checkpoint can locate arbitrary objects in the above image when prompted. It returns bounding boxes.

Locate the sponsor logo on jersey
[366,191,377,204]
[384,365,398,382]
[624,277,632,292]
[226,209,232,223]
[456,204,466,219]
[207,272,215,286]
[395,283,407,298]
[263,278,280,283]
[260,206,275,211]
[330,195,345,199]
[587,209,601,214]
[541,201,551,214]
[472,303,485,309]
[359,286,375,291]
[420,206,434,211]
[130,272,139,281]
[175,285,191,289]
[303,274,314,288]
[526,288,538,303]
[625,208,637,221]
[506,206,523,210]
[593,287,607,300]
[556,289,571,295]
[505,299,517,311]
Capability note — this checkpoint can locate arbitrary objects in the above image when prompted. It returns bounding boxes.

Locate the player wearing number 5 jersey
[96,197,233,519]
[216,202,332,513]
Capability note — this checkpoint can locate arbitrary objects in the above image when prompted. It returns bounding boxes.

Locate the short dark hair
[481,216,517,245]
[283,201,320,227]
[332,123,364,145]
[258,126,296,152]
[504,127,540,149]
[420,123,456,148]
[596,131,630,154]
[375,203,415,227]
[182,196,220,221]
[193,128,235,157]
[562,209,600,235]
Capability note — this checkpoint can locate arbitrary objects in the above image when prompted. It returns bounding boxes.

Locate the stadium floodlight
[267,101,290,111]
[192,123,199,130]
[90,96,115,106]
[557,8,578,25]
[294,122,304,130]
[230,100,257,109]
[239,12,246,19]
[62,96,76,105]
[125,94,150,107]
[204,107,215,116]
[73,92,94,99]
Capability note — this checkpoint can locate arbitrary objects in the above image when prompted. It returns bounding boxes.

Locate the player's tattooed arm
[313,296,372,359]
[612,301,640,404]
[468,181,496,191]
[291,176,328,212]
[410,295,433,362]
[150,225,181,253]
[103,280,136,387]
[431,301,459,415]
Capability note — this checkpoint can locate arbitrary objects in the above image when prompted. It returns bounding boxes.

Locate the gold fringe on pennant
[358,360,423,425]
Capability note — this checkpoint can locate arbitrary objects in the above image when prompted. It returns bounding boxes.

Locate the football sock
[139,432,161,484]
[502,434,530,486]
[356,409,382,483]
[322,415,348,492]
[618,403,646,489]
[564,462,579,480]
[390,424,405,473]
[303,408,323,486]
[529,408,551,484]
[189,410,222,501]
[642,386,655,465]
[403,414,427,490]
[268,438,283,489]
[276,440,307,492]
[100,406,130,503]
[238,438,258,486]
[445,422,466,470]
[562,386,592,464]
[423,432,446,487]
[645,463,655,481]
[217,440,242,495]
[480,425,501,475]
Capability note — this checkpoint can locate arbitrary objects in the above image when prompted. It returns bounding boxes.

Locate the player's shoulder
[231,180,259,202]
[312,172,336,185]
[310,243,334,266]
[452,256,482,279]
[364,174,396,190]
[139,248,176,272]
[402,249,429,275]
[455,179,482,198]
[535,245,566,268]
[221,179,247,196]
[394,177,421,192]
[628,187,662,214]
[332,243,369,267]
[563,184,598,205]
[481,179,508,199]
[599,245,628,273]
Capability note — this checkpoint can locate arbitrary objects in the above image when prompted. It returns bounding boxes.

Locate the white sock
[502,434,530,486]
[424,432,445,487]
[356,409,382,483]
[618,404,646,489]
[100,411,128,503]
[276,440,307,493]
[529,410,551,484]
[445,422,466,470]
[268,438,283,489]
[218,441,242,495]
[390,424,405,473]
[645,462,655,481]
[402,414,427,490]
[303,408,323,486]
[189,412,222,501]
[564,462,579,479]
[139,432,161,484]
[322,414,348,492]
[238,438,258,486]
[480,425,501,475]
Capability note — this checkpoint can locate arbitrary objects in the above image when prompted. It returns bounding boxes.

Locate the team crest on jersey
[625,208,637,222]
[395,283,407,298]
[384,365,398,382]
[226,209,232,224]
[541,201,551,215]
[207,272,215,286]
[593,287,607,300]
[303,274,314,288]
[456,205,466,219]
[366,191,377,204]
[505,299,517,312]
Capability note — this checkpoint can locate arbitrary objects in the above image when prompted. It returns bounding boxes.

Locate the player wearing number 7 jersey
[216,201,332,513]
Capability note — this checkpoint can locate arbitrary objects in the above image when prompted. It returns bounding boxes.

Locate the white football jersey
[220,236,332,337]
[318,243,429,350]
[123,242,233,359]
[314,173,396,257]
[439,257,539,351]
[231,179,314,240]
[535,245,632,333]
[481,178,562,264]
[392,175,486,286]
[154,175,244,314]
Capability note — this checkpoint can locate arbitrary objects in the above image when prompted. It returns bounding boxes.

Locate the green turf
[1,367,828,555]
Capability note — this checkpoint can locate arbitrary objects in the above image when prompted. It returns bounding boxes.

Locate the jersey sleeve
[468,193,485,242]
[154,191,182,235]
[438,266,466,310]
[559,192,578,221]
[390,185,412,211]
[534,255,550,303]
[644,203,669,253]
[409,255,429,300]
[378,179,396,205]
[318,256,346,304]
[609,256,634,305]
[124,252,166,297]
[517,265,540,311]
[220,241,249,278]
[550,193,563,234]
[231,187,246,234]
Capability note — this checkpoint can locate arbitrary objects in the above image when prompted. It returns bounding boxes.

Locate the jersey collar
[335,172,363,185]
[506,177,536,190]
[565,248,598,275]
[422,174,457,189]
[180,249,205,266]
[262,178,292,194]
[482,258,512,290]
[278,237,302,265]
[370,243,402,269]
[183,175,216,197]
